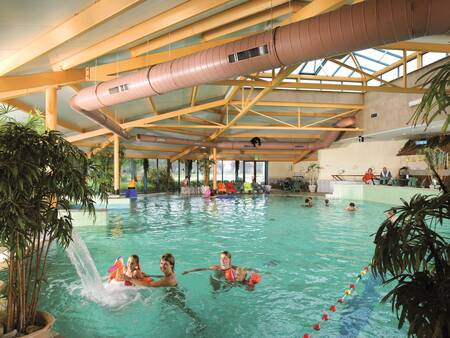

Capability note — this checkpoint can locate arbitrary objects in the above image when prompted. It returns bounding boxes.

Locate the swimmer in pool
[126,253,177,287]
[182,251,259,284]
[304,198,313,207]
[182,251,237,280]
[109,255,157,286]
[345,202,357,211]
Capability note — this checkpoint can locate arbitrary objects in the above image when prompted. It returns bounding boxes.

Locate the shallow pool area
[39,196,407,337]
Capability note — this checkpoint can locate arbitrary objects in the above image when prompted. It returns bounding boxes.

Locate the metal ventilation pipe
[70,101,129,139]
[136,117,355,150]
[70,0,450,134]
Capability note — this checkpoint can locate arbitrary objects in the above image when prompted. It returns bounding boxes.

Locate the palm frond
[410,60,450,134]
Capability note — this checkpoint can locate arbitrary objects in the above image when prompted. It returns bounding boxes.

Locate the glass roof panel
[320,61,340,76]
[423,52,448,66]
[300,60,320,74]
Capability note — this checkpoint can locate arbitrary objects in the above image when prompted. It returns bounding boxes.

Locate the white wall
[318,140,428,179]
[268,161,317,180]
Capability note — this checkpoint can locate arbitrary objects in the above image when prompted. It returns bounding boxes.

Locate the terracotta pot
[23,312,55,338]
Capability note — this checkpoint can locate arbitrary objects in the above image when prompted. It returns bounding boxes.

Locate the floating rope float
[302,265,370,338]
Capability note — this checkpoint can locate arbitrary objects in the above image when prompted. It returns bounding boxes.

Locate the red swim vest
[224,268,236,282]
[125,276,152,287]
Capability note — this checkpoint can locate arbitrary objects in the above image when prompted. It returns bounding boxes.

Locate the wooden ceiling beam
[130,0,289,57]
[230,100,364,110]
[125,153,317,162]
[372,52,419,78]
[218,150,315,155]
[147,97,158,114]
[0,86,49,101]
[170,65,298,162]
[219,133,321,139]
[190,86,198,107]
[88,34,253,80]
[381,42,450,53]
[125,153,173,159]
[141,124,362,131]
[210,65,300,140]
[202,2,303,41]
[293,150,313,163]
[53,0,229,70]
[211,108,339,118]
[279,0,356,26]
[212,79,427,94]
[217,156,317,162]
[255,72,364,82]
[0,69,85,93]
[66,99,226,142]
[3,98,84,133]
[74,141,182,153]
[0,0,143,75]
[327,58,398,87]
[138,126,210,137]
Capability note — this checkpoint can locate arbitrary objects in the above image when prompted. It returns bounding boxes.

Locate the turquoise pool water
[39,196,407,337]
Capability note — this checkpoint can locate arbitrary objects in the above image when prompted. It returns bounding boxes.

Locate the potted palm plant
[306,163,321,192]
[372,59,450,338]
[0,117,105,337]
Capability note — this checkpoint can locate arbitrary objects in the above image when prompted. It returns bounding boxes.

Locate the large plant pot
[23,311,55,338]
[308,184,316,193]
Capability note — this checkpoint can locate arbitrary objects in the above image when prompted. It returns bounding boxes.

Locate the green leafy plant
[198,159,214,185]
[0,103,15,124]
[90,145,126,193]
[373,59,450,338]
[0,119,105,334]
[306,163,321,186]
[148,167,176,192]
[410,60,450,133]
[371,191,450,337]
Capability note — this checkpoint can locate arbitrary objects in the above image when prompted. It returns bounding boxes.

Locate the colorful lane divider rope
[302,265,370,338]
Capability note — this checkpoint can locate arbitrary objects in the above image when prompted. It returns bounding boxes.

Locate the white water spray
[66,230,138,307]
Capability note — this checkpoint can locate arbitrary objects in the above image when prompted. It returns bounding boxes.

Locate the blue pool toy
[125,189,138,198]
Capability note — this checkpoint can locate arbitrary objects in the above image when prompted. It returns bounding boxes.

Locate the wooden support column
[45,87,57,130]
[114,134,120,195]
[213,148,217,190]
[417,53,423,69]
[403,49,407,88]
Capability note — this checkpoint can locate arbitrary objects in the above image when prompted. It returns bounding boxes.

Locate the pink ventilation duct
[70,0,450,137]
[70,101,130,139]
[136,117,355,150]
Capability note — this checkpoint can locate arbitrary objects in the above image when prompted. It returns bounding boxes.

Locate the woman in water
[126,253,177,287]
[108,254,151,285]
[183,251,261,292]
[182,251,237,280]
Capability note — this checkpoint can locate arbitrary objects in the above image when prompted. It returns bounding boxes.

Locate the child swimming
[182,251,261,288]
[108,255,153,286]
[235,267,261,289]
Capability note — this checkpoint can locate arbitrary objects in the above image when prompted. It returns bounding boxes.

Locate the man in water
[125,254,205,331]
[126,253,177,287]
[345,202,357,211]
